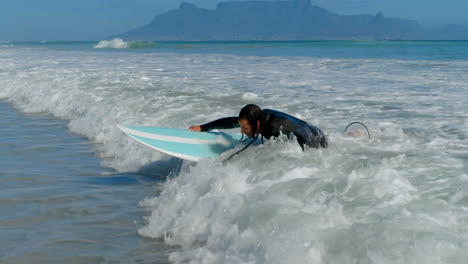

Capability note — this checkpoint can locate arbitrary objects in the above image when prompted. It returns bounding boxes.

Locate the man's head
[238,104,262,137]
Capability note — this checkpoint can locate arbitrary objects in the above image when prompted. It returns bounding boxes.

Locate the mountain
[117,0,466,41]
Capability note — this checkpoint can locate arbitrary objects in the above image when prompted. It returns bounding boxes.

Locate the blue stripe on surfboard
[125,126,219,141]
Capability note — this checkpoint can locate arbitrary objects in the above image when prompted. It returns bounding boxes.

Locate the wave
[0,41,13,48]
[94,38,157,49]
[1,45,467,264]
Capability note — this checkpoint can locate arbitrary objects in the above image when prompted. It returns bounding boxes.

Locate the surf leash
[223,134,259,163]
[345,122,371,139]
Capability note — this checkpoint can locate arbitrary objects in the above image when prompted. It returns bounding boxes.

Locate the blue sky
[1,0,467,41]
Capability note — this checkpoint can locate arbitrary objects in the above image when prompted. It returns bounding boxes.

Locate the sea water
[0,40,467,263]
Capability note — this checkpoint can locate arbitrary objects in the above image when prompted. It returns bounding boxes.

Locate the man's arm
[189,117,239,132]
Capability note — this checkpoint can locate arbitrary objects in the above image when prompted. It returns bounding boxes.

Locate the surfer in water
[189,104,328,150]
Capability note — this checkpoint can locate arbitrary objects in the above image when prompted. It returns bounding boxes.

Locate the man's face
[238,119,254,137]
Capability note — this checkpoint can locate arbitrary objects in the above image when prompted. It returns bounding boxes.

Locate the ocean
[0,40,467,263]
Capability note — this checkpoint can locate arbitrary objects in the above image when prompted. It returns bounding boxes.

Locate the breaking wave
[94,38,157,49]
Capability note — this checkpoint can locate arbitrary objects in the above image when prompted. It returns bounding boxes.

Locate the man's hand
[189,126,201,132]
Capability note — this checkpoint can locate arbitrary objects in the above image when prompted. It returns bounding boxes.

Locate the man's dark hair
[224,104,263,162]
[238,104,263,136]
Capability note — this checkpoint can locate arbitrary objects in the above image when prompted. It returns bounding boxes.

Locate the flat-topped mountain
[118,0,466,40]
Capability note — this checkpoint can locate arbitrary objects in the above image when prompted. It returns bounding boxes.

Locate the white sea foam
[242,92,259,101]
[94,38,128,49]
[94,38,157,49]
[1,45,467,263]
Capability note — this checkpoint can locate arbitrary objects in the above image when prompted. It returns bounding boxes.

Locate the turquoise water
[0,40,467,263]
[0,101,170,263]
[4,40,468,60]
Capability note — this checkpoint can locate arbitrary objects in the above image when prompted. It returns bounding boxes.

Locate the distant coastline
[117,0,468,41]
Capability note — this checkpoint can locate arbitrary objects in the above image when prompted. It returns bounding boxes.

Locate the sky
[1,0,467,41]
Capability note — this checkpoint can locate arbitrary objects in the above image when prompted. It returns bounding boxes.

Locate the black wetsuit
[200,109,328,149]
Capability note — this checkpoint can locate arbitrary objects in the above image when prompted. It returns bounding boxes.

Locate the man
[189,104,328,150]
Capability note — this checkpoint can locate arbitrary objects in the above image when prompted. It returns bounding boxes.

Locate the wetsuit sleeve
[200,117,239,132]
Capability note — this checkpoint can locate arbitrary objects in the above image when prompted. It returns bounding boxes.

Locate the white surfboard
[118,125,246,162]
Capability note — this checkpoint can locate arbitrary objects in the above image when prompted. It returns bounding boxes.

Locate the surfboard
[118,125,245,162]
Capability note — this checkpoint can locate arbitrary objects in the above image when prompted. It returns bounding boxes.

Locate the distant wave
[94,38,128,49]
[0,41,14,48]
[0,41,12,46]
[94,38,157,49]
